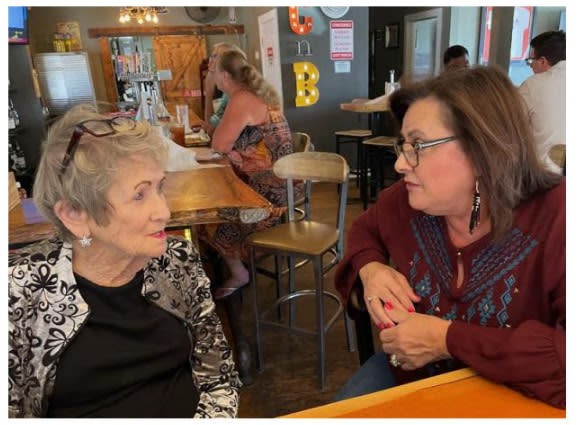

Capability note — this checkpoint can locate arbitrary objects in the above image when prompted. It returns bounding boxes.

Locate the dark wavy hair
[390,66,562,241]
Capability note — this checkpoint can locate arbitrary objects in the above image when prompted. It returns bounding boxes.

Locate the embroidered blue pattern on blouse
[410,215,538,305]
[463,229,537,302]
[427,282,441,316]
[410,252,420,281]
[477,288,496,325]
[414,270,431,298]
[411,216,452,295]
[443,304,457,321]
[467,302,476,322]
[496,274,515,327]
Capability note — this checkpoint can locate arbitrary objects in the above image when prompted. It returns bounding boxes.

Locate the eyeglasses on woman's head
[60,117,136,177]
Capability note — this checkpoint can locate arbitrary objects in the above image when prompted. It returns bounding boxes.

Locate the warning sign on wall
[330,20,353,60]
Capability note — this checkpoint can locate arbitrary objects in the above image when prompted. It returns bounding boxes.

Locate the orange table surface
[284,368,565,418]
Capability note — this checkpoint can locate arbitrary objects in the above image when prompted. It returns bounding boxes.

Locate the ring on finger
[390,353,400,368]
[366,295,378,302]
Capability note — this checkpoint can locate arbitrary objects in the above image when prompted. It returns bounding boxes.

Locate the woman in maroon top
[334,66,565,408]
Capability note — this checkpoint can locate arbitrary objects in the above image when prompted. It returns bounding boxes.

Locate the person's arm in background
[203,95,229,137]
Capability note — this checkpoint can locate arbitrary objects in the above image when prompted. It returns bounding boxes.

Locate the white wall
[449,7,480,64]
[533,7,565,36]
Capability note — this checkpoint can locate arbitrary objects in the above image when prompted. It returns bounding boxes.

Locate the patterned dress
[200,107,298,261]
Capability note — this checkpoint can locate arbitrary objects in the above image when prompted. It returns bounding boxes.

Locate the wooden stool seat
[334,129,373,138]
[362,136,398,149]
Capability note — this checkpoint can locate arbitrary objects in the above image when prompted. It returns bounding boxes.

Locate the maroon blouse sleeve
[334,183,403,307]
[446,183,566,409]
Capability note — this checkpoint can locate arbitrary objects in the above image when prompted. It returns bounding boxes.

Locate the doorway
[404,8,443,82]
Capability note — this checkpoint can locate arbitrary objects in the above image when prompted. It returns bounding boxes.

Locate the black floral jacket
[8,237,241,418]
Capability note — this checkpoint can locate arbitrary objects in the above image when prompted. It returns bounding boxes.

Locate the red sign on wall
[330,20,354,60]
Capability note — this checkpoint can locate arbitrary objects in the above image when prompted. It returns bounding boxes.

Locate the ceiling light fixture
[118,7,167,25]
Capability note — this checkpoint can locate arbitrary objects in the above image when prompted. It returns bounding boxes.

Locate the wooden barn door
[153,35,207,126]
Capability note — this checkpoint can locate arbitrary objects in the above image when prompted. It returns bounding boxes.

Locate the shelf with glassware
[111,36,159,110]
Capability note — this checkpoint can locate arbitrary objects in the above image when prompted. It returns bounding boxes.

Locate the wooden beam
[88,25,244,39]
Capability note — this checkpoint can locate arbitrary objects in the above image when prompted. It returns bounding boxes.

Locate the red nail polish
[378,323,385,330]
[386,323,393,328]
[384,302,393,310]
[408,307,415,313]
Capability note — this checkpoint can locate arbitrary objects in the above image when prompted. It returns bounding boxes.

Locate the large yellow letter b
[293,62,319,107]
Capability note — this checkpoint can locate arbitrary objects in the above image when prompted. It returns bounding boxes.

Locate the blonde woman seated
[8,105,241,418]
[201,42,246,136]
[199,50,297,299]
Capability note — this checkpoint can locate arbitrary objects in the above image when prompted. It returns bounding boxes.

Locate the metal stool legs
[313,255,326,389]
[249,246,264,372]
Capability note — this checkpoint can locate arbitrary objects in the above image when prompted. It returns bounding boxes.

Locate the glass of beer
[169,122,185,147]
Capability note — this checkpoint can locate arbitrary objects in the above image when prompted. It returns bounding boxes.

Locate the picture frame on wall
[385,24,399,48]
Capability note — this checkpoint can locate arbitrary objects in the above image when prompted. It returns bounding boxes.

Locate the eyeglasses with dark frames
[60,117,136,176]
[393,135,457,168]
[525,56,539,66]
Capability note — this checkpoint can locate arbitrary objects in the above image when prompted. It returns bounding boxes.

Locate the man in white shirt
[519,31,566,174]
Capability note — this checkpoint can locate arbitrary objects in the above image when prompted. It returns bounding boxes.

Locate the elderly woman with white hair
[8,105,241,418]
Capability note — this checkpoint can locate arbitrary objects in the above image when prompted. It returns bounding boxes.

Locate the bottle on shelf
[151,87,170,124]
[52,33,66,52]
[9,98,20,129]
[64,33,72,52]
[385,69,400,96]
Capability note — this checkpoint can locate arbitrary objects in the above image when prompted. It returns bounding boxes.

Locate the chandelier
[118,7,167,25]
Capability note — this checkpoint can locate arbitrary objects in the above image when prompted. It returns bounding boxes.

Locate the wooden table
[340,98,389,114]
[284,368,565,418]
[9,164,272,247]
[340,97,389,134]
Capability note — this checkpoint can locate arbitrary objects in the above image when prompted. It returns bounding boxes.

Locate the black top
[47,271,199,418]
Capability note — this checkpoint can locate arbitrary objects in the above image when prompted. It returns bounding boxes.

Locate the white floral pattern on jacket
[8,236,241,418]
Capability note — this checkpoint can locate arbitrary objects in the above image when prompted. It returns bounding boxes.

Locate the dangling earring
[469,179,481,234]
[79,234,92,248]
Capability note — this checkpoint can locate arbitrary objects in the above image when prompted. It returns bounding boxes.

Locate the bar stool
[254,132,313,321]
[361,136,399,210]
[246,152,355,389]
[334,129,372,188]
